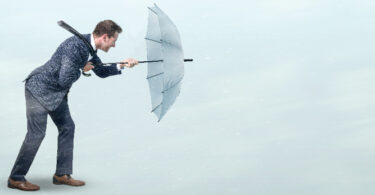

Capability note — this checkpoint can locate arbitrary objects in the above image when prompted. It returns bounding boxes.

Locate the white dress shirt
[89,34,122,70]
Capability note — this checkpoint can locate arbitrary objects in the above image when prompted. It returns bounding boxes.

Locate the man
[8,20,138,191]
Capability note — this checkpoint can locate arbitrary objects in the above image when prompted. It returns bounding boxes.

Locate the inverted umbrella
[145,4,193,121]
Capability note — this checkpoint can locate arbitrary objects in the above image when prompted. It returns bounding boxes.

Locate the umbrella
[144,4,193,121]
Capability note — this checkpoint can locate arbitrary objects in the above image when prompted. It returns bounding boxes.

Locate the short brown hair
[93,20,122,38]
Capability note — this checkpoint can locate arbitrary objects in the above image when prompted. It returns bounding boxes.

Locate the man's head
[93,20,122,52]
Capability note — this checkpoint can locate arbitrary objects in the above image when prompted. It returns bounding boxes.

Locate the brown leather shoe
[53,174,85,186]
[8,178,40,191]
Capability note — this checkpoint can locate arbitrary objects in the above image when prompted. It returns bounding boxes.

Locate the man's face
[101,32,119,52]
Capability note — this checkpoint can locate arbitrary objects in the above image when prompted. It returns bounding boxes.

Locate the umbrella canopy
[145,4,189,121]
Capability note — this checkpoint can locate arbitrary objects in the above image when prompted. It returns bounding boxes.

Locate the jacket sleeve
[58,43,84,88]
[90,55,122,78]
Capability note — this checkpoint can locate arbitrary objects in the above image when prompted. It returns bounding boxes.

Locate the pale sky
[1,0,375,194]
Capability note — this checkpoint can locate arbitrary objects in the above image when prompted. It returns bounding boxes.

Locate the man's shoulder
[59,34,91,53]
[62,34,89,46]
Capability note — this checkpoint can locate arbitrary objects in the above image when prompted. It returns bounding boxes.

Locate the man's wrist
[116,64,124,70]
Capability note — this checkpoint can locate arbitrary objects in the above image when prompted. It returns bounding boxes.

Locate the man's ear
[102,33,109,41]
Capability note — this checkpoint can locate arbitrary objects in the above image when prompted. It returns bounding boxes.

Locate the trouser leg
[9,89,48,181]
[49,96,75,175]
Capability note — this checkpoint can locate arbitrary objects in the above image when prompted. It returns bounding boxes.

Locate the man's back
[25,34,90,111]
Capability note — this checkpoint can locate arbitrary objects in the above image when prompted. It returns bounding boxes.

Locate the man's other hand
[83,62,95,72]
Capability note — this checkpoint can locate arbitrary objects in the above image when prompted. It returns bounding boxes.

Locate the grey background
[1,0,375,194]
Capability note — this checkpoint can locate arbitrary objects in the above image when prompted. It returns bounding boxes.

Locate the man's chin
[99,48,109,53]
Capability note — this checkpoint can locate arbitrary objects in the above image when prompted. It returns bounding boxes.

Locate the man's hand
[83,62,95,72]
[120,58,139,69]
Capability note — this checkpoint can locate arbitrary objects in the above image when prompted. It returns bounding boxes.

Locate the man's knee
[68,121,75,134]
[59,120,75,135]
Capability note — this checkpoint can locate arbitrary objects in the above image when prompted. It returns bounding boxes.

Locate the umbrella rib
[151,103,162,112]
[160,39,182,49]
[146,37,180,49]
[148,7,158,15]
[147,72,164,79]
[162,77,183,93]
[145,37,162,44]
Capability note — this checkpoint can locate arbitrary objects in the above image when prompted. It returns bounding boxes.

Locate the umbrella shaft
[102,59,193,65]
[139,60,163,63]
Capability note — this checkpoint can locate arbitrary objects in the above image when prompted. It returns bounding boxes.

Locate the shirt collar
[90,34,97,51]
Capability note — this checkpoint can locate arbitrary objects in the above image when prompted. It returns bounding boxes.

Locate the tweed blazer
[25,34,121,111]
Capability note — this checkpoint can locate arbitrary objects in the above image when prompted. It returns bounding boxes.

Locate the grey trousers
[9,89,75,181]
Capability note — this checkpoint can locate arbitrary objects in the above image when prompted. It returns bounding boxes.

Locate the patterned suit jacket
[25,34,121,111]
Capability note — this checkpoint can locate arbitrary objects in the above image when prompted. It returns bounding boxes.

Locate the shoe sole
[8,183,39,191]
[53,181,85,186]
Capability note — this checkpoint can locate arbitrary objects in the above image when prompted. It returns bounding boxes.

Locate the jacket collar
[83,34,97,53]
